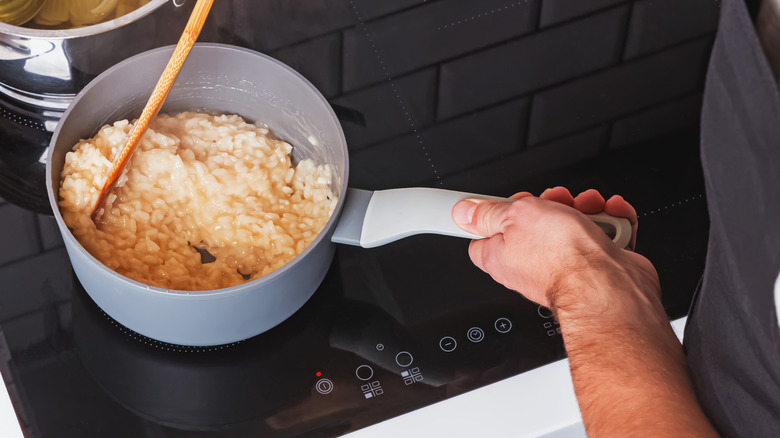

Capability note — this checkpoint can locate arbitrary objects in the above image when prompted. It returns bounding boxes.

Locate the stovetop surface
[0,0,718,436]
[0,132,708,437]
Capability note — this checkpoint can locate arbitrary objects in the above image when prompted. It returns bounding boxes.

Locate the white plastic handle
[358,188,632,249]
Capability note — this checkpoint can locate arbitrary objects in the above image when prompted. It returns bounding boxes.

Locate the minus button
[439,336,457,353]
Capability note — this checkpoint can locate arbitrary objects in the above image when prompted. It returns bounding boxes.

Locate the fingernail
[452,200,478,225]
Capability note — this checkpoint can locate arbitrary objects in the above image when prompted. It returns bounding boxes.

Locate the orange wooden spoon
[91,0,214,221]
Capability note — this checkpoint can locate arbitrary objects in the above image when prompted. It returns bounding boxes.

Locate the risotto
[58,112,338,291]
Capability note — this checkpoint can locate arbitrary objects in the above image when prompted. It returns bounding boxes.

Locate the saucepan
[46,43,630,346]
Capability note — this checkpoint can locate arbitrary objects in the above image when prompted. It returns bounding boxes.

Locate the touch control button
[439,336,457,352]
[467,327,485,343]
[355,365,374,381]
[538,306,553,318]
[316,379,334,395]
[395,351,414,367]
[495,318,512,333]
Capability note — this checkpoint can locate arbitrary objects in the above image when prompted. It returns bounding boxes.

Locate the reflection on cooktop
[0,97,56,214]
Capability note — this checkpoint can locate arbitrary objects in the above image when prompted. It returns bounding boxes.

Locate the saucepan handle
[331,188,632,249]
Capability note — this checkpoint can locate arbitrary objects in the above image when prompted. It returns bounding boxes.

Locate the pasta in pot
[23,0,150,28]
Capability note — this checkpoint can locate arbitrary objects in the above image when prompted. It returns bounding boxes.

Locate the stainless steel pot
[46,43,631,346]
[0,0,189,110]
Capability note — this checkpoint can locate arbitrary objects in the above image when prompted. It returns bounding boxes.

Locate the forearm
[555,265,717,436]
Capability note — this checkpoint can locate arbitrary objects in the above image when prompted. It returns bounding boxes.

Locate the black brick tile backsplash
[228,0,357,52]
[349,98,529,189]
[437,6,629,120]
[528,37,712,145]
[539,0,627,27]
[417,98,530,175]
[334,69,437,150]
[351,0,427,21]
[440,126,608,194]
[342,0,540,91]
[610,92,703,149]
[348,138,437,190]
[624,0,720,59]
[272,34,342,98]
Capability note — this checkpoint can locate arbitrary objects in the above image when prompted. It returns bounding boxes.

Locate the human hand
[451,187,659,319]
[535,186,638,250]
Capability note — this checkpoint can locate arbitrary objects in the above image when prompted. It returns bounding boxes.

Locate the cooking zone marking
[100,309,240,353]
[348,0,442,185]
[640,194,704,217]
[395,351,414,367]
[0,107,46,132]
[356,365,375,381]
[436,1,529,31]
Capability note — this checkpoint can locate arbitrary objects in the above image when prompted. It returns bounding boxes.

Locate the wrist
[547,250,665,329]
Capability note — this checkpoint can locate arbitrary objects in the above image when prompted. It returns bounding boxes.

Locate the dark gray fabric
[684,0,780,436]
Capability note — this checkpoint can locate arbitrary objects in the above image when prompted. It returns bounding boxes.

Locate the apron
[684,0,780,435]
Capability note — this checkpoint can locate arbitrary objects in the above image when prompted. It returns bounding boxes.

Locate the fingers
[605,195,638,226]
[509,191,534,200]
[540,186,574,206]
[572,189,606,214]
[452,198,516,237]
[468,235,507,283]
[452,188,638,243]
[605,195,638,250]
[467,238,488,274]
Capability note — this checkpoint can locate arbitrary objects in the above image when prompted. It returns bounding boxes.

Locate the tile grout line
[348,0,443,185]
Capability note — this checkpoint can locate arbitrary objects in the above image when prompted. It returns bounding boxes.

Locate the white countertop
[0,369,21,438]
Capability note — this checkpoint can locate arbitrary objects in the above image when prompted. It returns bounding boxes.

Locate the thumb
[452,198,514,237]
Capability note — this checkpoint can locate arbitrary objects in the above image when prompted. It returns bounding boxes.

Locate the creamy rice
[58,112,338,290]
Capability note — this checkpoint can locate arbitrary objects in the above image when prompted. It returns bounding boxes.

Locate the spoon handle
[91,0,214,220]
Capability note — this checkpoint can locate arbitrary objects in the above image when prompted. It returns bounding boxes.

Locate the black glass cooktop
[0,132,708,437]
[0,0,718,436]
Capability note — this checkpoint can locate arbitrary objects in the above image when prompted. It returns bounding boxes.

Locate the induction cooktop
[0,0,718,436]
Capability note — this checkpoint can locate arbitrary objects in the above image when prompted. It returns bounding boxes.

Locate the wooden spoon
[91,0,214,221]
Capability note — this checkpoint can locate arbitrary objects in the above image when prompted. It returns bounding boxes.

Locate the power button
[315,378,334,395]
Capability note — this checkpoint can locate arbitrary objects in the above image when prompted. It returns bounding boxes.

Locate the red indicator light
[316,372,322,377]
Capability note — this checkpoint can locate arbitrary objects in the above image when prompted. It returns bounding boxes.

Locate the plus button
[494,318,512,334]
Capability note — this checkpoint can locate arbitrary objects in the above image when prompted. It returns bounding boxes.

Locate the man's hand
[452,186,718,436]
[451,187,657,319]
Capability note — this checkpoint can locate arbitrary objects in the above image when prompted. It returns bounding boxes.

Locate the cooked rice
[58,112,338,290]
